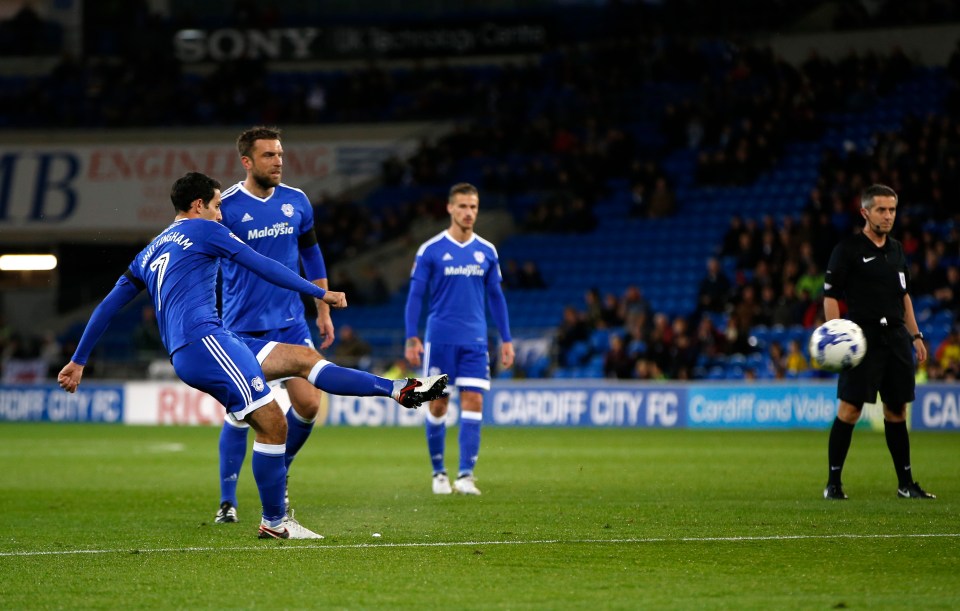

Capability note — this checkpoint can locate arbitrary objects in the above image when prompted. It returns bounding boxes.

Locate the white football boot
[432,472,453,495]
[453,475,481,495]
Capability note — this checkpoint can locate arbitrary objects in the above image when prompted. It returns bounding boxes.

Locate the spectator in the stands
[721,215,746,257]
[603,334,635,380]
[784,339,809,377]
[934,327,960,375]
[647,176,676,218]
[933,265,960,311]
[133,305,165,361]
[771,281,804,327]
[518,260,547,289]
[697,257,732,315]
[619,285,651,327]
[600,292,624,328]
[795,261,825,301]
[502,259,523,290]
[555,306,590,367]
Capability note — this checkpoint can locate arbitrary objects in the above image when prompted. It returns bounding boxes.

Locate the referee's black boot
[897,481,936,499]
[823,483,848,500]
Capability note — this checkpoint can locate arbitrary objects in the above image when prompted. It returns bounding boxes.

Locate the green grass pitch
[1,424,957,609]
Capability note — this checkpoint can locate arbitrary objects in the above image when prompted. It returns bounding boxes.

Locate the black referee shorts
[837,325,915,407]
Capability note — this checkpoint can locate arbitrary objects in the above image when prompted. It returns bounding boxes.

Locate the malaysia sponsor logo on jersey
[474,251,485,264]
[251,376,265,392]
[444,264,484,277]
[281,203,295,218]
[247,222,295,240]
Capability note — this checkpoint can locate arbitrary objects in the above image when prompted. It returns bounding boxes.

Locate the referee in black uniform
[822,184,935,500]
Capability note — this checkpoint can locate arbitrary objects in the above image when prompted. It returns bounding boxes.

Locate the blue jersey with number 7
[127,218,245,354]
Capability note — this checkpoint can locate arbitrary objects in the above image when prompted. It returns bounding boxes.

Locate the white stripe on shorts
[255,341,278,364]
[457,376,490,390]
[201,335,252,405]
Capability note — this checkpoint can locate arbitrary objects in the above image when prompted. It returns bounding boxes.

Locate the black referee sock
[827,417,855,485]
[884,419,913,487]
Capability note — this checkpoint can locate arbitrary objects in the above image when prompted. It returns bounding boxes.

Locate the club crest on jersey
[899,272,906,289]
[281,203,295,218]
[251,376,265,392]
[474,251,485,264]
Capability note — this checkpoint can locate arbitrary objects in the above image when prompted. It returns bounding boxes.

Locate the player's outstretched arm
[61,274,143,391]
[232,246,334,303]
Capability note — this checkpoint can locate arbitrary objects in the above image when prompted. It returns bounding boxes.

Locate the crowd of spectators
[540,38,960,382]
[0,316,68,383]
[5,3,960,384]
[549,107,960,382]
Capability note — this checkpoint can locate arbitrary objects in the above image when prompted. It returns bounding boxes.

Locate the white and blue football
[809,319,867,373]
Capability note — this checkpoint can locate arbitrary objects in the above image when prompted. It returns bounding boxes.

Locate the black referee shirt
[823,232,908,328]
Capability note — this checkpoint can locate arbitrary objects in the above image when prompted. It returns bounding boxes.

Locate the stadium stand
[1,1,958,385]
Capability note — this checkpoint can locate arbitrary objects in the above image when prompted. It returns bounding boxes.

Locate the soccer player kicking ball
[404,183,514,495]
[58,172,447,539]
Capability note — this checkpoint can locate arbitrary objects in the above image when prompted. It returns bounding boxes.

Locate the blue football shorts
[236,320,317,380]
[423,341,490,393]
[172,331,275,422]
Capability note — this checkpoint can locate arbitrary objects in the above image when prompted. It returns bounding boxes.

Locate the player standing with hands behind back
[405,183,514,495]
[822,184,935,500]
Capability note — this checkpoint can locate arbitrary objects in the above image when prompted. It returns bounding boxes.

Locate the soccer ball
[809,319,867,372]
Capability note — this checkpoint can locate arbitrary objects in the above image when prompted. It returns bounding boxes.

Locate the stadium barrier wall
[1,380,958,431]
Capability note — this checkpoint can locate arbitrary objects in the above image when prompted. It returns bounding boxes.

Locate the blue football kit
[67,213,416,527]
[220,182,327,334]
[216,182,328,512]
[70,217,328,418]
[405,230,512,386]
[405,229,512,479]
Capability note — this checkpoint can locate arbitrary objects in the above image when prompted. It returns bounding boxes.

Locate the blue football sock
[308,360,392,396]
[458,410,482,476]
[252,442,287,524]
[425,411,446,474]
[285,407,315,470]
[218,419,249,506]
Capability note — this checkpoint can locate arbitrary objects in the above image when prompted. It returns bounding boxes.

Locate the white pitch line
[1,532,959,558]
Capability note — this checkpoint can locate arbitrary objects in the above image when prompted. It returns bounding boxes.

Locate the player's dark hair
[237,126,282,158]
[170,172,221,212]
[449,182,478,200]
[861,184,897,209]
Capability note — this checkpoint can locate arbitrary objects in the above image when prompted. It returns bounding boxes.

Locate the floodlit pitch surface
[1,424,957,609]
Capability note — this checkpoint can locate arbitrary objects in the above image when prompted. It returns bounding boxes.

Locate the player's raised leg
[258,342,447,408]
